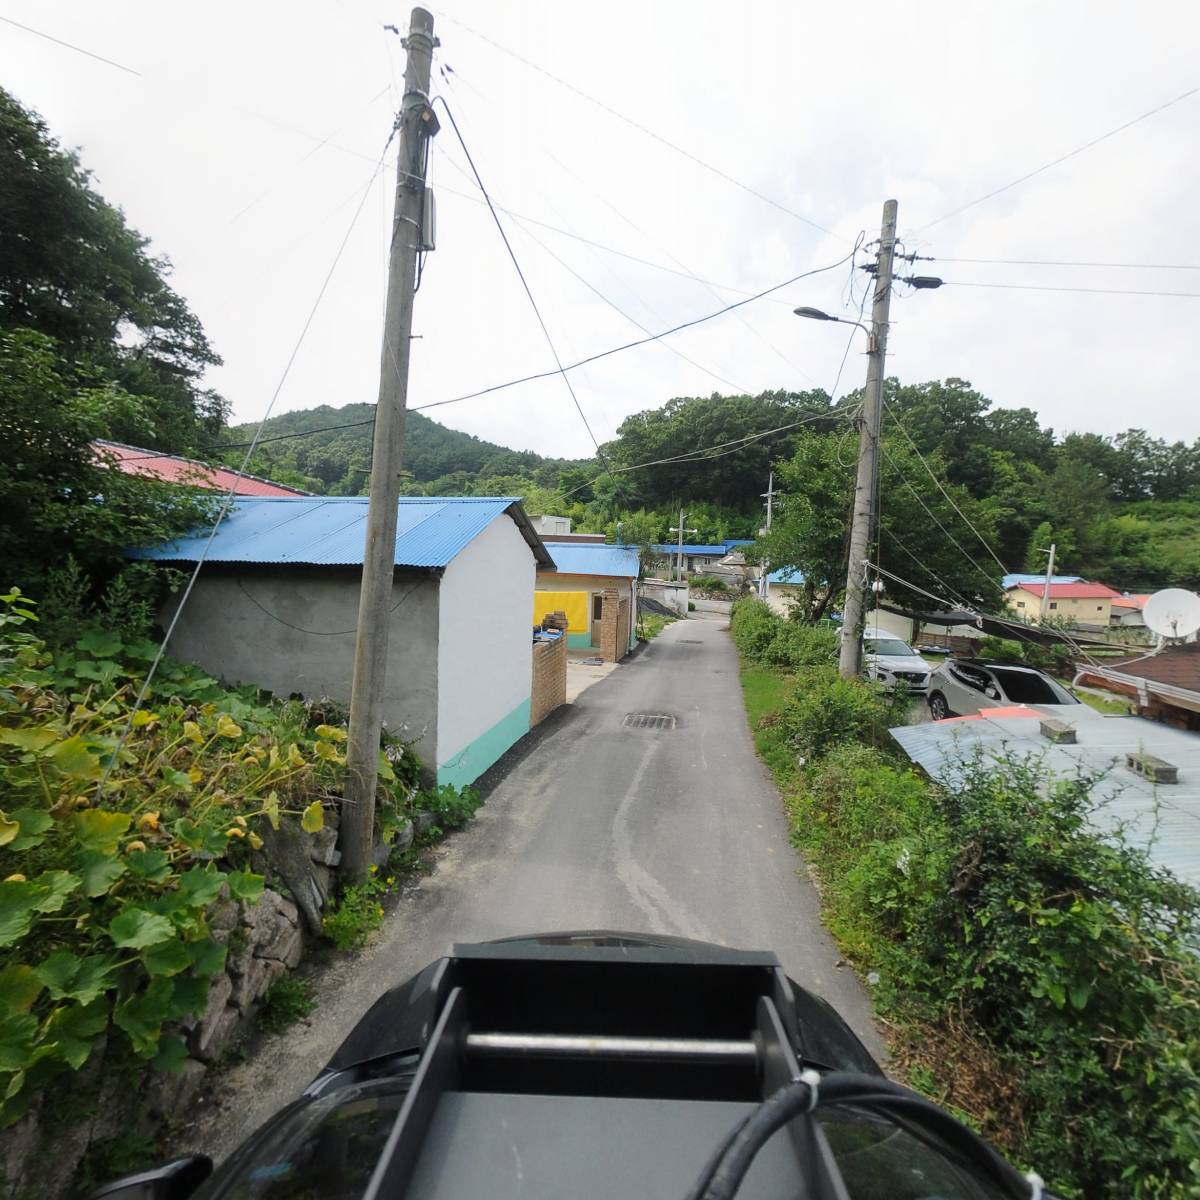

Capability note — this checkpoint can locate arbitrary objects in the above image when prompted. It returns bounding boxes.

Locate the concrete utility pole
[759,472,778,599]
[839,199,898,680]
[1040,542,1057,620]
[342,7,437,883]
[670,511,698,582]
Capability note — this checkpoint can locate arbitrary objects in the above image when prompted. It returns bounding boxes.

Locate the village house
[534,541,639,660]
[93,439,308,497]
[1003,580,1122,628]
[131,495,555,789]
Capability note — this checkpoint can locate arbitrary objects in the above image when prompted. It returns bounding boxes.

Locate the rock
[207,898,240,943]
[259,820,327,935]
[275,894,300,927]
[0,1104,43,1199]
[254,913,303,968]
[389,817,415,854]
[188,972,234,1061]
[415,810,437,837]
[230,956,286,1014]
[191,1005,241,1064]
[145,1058,208,1119]
[309,826,341,867]
[372,840,392,869]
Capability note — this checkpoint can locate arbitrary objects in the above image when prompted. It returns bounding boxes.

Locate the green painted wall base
[567,632,593,649]
[437,696,532,790]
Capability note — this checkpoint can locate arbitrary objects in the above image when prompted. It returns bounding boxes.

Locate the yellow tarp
[534,590,589,634]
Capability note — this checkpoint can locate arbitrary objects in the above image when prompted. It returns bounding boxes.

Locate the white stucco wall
[436,514,536,777]
[766,584,805,616]
[160,570,441,766]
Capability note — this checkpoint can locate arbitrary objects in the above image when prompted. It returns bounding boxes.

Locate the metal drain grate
[623,712,677,731]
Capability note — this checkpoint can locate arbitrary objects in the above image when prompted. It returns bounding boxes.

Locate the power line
[882,397,1010,576]
[933,256,1200,271]
[917,83,1200,232]
[95,129,395,796]
[866,560,970,614]
[434,98,615,484]
[441,13,835,237]
[114,417,378,463]
[411,251,856,414]
[878,528,973,610]
[942,280,1200,299]
[0,15,141,76]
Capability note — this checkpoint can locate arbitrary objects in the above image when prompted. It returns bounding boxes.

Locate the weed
[258,975,314,1033]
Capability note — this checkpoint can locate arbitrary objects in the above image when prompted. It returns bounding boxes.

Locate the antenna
[1142,588,1200,641]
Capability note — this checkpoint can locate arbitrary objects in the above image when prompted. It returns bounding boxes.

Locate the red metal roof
[93,440,308,497]
[1010,582,1122,600]
[1111,594,1152,610]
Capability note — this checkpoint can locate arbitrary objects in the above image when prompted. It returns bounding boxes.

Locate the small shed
[131,496,554,789]
[536,541,639,658]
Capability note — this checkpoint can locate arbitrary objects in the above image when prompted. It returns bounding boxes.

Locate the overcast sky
[3,1,1198,459]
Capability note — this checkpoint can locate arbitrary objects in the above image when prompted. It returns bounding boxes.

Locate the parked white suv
[863,631,932,695]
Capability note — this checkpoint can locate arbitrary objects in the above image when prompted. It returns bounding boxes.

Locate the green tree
[0,89,226,450]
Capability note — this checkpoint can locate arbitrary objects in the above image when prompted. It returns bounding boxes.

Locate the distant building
[1078,642,1200,732]
[763,568,805,615]
[1001,572,1083,590]
[651,540,754,577]
[1004,581,1122,628]
[93,439,308,497]
[535,542,639,659]
[1110,594,1152,628]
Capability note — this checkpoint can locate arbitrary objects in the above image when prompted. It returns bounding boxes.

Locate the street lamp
[793,306,873,346]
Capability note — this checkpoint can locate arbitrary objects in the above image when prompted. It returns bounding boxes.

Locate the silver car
[927,658,1080,720]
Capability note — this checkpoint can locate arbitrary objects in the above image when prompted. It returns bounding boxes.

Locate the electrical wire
[441,12,835,237]
[94,127,396,797]
[410,251,857,414]
[917,83,1200,232]
[933,256,1200,271]
[0,14,141,76]
[942,280,1200,299]
[112,418,378,463]
[867,561,975,614]
[432,97,618,491]
[880,528,973,611]
[881,398,1010,576]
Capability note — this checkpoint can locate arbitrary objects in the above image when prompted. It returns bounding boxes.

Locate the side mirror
[86,1155,212,1200]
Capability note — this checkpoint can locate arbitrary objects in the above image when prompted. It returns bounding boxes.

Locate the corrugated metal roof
[891,710,1200,888]
[94,440,309,497]
[1009,582,1122,599]
[651,543,728,556]
[767,568,805,585]
[129,496,548,569]
[542,541,639,578]
[1001,572,1083,588]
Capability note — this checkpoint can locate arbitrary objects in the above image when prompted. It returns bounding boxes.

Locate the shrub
[257,975,314,1033]
[762,622,837,669]
[321,867,393,951]
[978,635,1072,677]
[781,667,908,758]
[687,601,696,612]
[729,598,780,660]
[418,783,481,834]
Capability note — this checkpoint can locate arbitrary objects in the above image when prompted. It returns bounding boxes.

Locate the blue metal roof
[542,541,640,578]
[1002,572,1083,588]
[767,567,805,585]
[651,543,728,556]
[129,496,553,569]
[724,539,754,549]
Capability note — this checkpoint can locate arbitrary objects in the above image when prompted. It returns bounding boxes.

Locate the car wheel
[928,692,950,720]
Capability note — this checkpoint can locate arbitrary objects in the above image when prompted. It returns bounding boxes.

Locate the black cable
[934,255,1200,271]
[433,97,629,498]
[112,418,378,463]
[0,14,141,75]
[943,280,1200,299]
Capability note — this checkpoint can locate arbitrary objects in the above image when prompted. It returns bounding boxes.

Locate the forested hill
[222,404,588,497]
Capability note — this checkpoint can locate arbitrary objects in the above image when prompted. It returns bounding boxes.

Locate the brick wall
[599,586,620,662]
[531,633,567,725]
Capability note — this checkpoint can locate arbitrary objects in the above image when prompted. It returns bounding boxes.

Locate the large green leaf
[113,978,173,1057]
[8,808,52,852]
[29,870,79,914]
[77,630,124,658]
[300,801,324,833]
[73,809,131,853]
[160,766,193,793]
[0,1015,37,1072]
[153,1033,189,1073]
[53,736,102,780]
[225,870,264,904]
[0,966,43,1014]
[39,998,109,1069]
[108,908,174,950]
[74,659,121,686]
[0,727,58,753]
[168,974,211,1021]
[79,850,126,898]
[35,951,118,1005]
[125,848,171,883]
[0,813,17,848]
[142,937,191,977]
[0,881,37,948]
[177,866,224,909]
[186,940,227,979]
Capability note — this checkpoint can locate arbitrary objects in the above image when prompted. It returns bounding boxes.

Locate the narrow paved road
[187,615,883,1160]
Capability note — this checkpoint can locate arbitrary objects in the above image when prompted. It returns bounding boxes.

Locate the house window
[1016,601,1025,609]
[1097,605,1103,611]
[1049,602,1058,610]
[592,594,604,621]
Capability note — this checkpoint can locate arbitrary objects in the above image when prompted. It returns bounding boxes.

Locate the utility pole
[1040,542,1057,621]
[342,7,437,883]
[670,510,698,582]
[759,472,778,599]
[839,199,898,679]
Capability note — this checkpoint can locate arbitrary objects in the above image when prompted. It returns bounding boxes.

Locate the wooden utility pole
[838,199,898,679]
[670,511,697,582]
[342,7,437,882]
[759,472,778,599]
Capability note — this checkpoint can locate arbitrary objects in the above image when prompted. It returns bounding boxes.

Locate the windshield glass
[865,638,916,657]
[990,668,1077,705]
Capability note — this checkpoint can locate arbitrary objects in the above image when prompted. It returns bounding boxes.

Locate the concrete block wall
[531,634,567,725]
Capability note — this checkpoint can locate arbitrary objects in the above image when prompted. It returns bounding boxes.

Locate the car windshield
[989,667,1077,705]
[865,638,915,657]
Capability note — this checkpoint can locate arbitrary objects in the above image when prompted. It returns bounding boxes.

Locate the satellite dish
[1142,588,1200,640]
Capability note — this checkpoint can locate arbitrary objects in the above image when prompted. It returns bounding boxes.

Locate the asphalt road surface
[186,614,883,1162]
